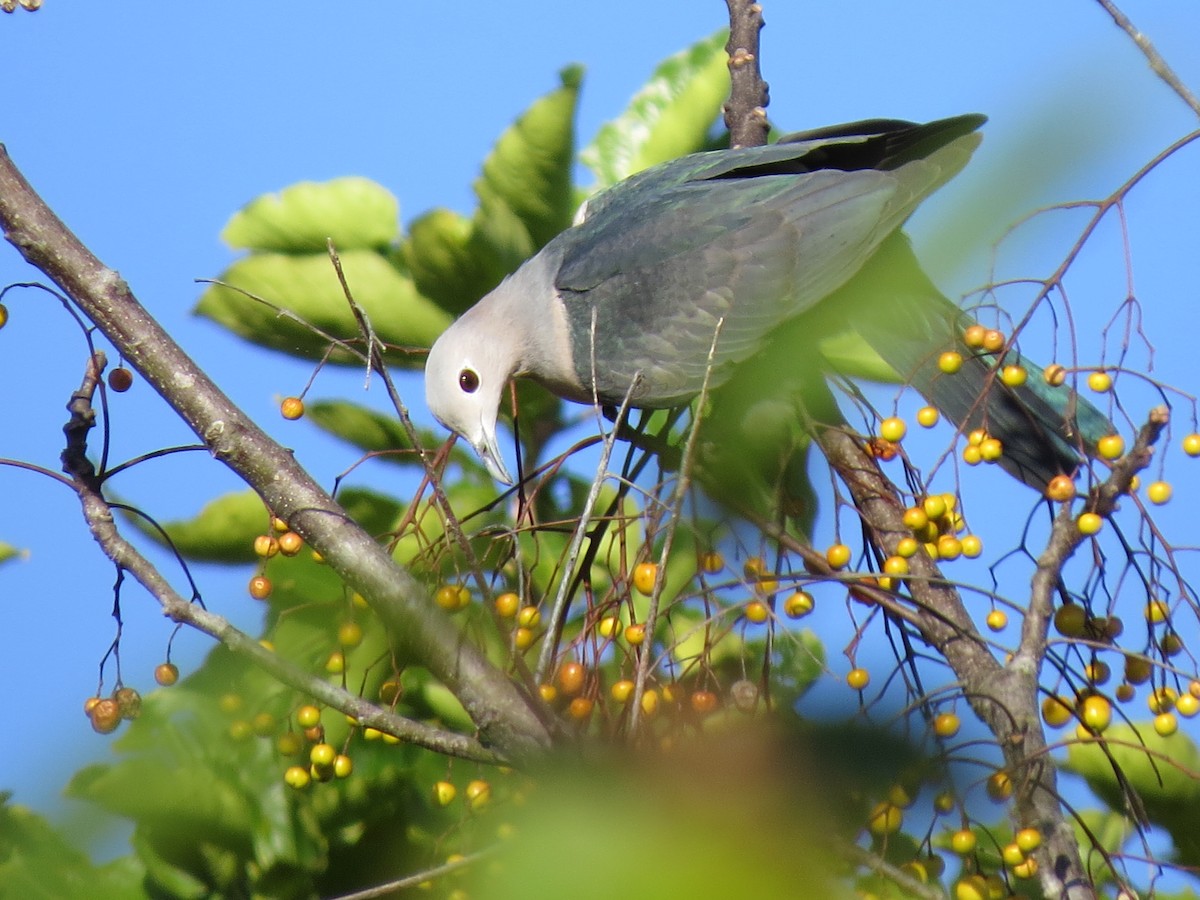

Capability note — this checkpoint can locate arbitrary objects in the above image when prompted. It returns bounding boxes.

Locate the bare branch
[1093,0,1200,118]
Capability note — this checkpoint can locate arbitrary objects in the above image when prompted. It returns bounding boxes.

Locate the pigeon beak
[473,418,514,486]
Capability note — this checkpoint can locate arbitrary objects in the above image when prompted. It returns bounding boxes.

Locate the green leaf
[1066,723,1200,864]
[141,489,269,563]
[580,30,729,189]
[400,207,494,316]
[196,249,451,361]
[474,65,581,252]
[222,177,399,253]
[0,541,25,565]
[306,399,436,461]
[0,798,145,900]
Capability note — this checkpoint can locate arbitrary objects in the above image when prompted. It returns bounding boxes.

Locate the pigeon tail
[827,233,1111,489]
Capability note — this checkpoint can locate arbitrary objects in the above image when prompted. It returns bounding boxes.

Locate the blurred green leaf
[580,30,729,189]
[475,64,581,251]
[0,797,144,900]
[1066,724,1200,864]
[0,541,25,565]
[306,399,435,462]
[144,489,269,563]
[400,207,493,316]
[196,249,449,362]
[222,177,399,253]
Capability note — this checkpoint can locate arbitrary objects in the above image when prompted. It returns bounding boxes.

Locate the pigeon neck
[489,245,583,398]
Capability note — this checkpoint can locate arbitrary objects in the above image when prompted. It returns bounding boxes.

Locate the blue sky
[3,0,1200,859]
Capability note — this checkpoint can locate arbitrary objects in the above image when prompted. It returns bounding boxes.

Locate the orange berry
[981,329,1005,353]
[556,662,586,696]
[277,531,303,556]
[963,324,987,348]
[154,662,179,686]
[248,575,272,600]
[690,690,718,715]
[280,396,305,420]
[933,712,960,738]
[1045,474,1076,502]
[494,592,520,618]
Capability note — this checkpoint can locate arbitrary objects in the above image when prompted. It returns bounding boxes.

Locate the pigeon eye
[458,369,480,394]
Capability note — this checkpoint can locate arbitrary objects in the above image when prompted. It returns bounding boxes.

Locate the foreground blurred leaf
[580,29,729,190]
[222,177,399,253]
[196,250,449,363]
[0,797,144,900]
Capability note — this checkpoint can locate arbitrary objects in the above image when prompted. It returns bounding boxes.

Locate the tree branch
[724,0,770,148]
[0,144,551,762]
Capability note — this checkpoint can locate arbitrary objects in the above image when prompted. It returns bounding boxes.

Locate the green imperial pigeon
[425,115,1108,488]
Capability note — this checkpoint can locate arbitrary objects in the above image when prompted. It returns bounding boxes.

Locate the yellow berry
[1183,433,1200,456]
[743,600,770,624]
[981,329,1005,353]
[962,445,982,465]
[1044,363,1067,386]
[597,616,620,639]
[296,704,321,728]
[633,561,658,595]
[903,506,929,532]
[284,766,311,789]
[517,605,541,628]
[1088,370,1112,393]
[826,543,852,570]
[253,534,280,558]
[640,689,660,717]
[1175,693,1199,718]
[465,779,491,810]
[1015,827,1042,853]
[950,828,977,855]
[1042,695,1074,728]
[324,651,345,674]
[936,535,962,561]
[1149,687,1177,714]
[895,537,919,558]
[938,351,963,374]
[537,683,557,703]
[1147,481,1172,504]
[963,324,987,348]
[432,780,457,806]
[783,591,814,619]
[495,592,520,618]
[1000,364,1027,387]
[986,770,1013,802]
[1145,599,1170,624]
[955,875,990,900]
[879,416,907,443]
[1076,512,1103,535]
[1080,695,1112,732]
[923,495,948,520]
[1001,842,1025,867]
[883,555,909,577]
[514,627,536,650]
[960,534,982,558]
[624,622,647,644]
[337,621,363,648]
[979,437,1003,461]
[1096,434,1124,460]
[280,396,305,420]
[866,801,902,835]
[933,712,960,738]
[435,584,461,610]
[846,667,870,690]
[333,754,353,778]
[917,406,939,427]
[699,550,724,573]
[986,609,1008,631]
[610,679,635,703]
[1154,712,1179,737]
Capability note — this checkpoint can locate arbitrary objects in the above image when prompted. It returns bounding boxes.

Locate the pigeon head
[425,309,518,485]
